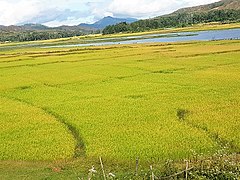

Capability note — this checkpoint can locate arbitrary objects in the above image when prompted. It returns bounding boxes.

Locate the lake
[44,28,240,48]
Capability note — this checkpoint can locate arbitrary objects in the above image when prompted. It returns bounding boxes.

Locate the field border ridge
[0,95,86,158]
[176,108,239,152]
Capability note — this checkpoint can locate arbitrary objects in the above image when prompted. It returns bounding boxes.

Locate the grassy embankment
[0,31,240,178]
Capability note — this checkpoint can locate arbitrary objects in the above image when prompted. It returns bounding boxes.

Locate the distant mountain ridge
[21,23,49,30]
[171,0,240,15]
[0,16,138,31]
[0,24,93,32]
[79,16,138,29]
[0,16,138,42]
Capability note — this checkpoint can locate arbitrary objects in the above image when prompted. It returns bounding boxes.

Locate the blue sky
[0,0,220,26]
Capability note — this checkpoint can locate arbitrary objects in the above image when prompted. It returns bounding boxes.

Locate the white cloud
[0,0,44,25]
[0,0,220,26]
[0,0,90,26]
[106,0,220,18]
[107,0,183,18]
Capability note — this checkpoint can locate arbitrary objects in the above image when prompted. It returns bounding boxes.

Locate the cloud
[0,0,220,26]
[21,9,86,25]
[0,0,90,26]
[106,0,220,18]
[107,0,184,18]
[0,0,44,25]
[86,2,114,21]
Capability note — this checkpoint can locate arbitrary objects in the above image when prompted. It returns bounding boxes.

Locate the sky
[0,0,220,27]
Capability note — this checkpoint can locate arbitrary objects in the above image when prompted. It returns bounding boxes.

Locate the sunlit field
[0,39,240,179]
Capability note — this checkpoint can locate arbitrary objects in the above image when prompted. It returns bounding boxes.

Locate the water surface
[43,28,240,48]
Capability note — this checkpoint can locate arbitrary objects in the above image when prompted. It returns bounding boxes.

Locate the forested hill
[103,0,240,35]
[171,0,240,15]
[0,24,95,42]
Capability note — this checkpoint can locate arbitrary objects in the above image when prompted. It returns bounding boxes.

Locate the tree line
[102,10,240,35]
[0,30,94,42]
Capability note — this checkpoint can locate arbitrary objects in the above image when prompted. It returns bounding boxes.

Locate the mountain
[51,25,94,31]
[79,16,138,29]
[102,0,240,34]
[0,16,138,32]
[171,0,240,15]
[0,25,24,31]
[0,16,138,42]
[21,24,49,30]
[0,23,95,42]
[0,24,52,31]
[0,24,93,32]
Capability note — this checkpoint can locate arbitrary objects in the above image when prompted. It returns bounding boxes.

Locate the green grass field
[0,36,240,178]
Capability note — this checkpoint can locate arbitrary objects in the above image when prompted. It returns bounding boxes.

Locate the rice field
[0,38,240,178]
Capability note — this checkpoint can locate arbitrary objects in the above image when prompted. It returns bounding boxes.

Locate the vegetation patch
[15,86,32,90]
[177,109,190,120]
[152,70,174,74]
